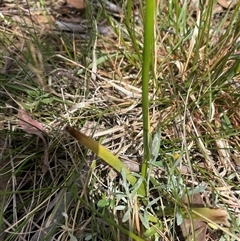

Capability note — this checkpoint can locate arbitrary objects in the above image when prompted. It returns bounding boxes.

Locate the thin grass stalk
[124,0,141,59]
[141,0,155,182]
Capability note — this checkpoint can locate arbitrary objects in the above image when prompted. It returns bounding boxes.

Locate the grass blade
[66,126,145,196]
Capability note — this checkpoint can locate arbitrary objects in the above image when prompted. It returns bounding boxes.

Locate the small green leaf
[115,205,126,211]
[143,223,162,238]
[150,129,161,162]
[68,232,78,241]
[176,211,183,225]
[139,211,150,229]
[85,233,97,241]
[221,113,233,130]
[122,208,131,223]
[41,97,54,104]
[97,199,109,208]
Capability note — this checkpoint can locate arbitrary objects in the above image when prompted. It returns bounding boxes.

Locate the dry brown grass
[0,0,240,240]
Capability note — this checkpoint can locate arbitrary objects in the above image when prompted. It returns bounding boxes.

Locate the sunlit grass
[0,0,240,240]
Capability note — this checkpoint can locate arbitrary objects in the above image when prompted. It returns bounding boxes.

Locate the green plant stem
[141,0,155,182]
